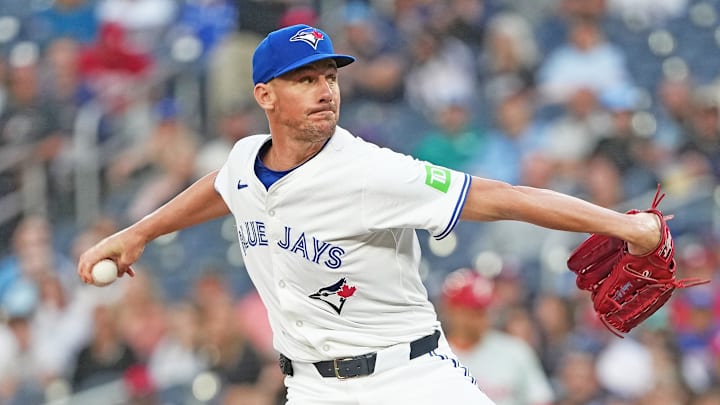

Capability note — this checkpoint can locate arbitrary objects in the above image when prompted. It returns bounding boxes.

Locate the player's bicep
[459,176,521,222]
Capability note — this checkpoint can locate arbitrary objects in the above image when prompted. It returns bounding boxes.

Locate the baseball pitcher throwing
[78,24,680,404]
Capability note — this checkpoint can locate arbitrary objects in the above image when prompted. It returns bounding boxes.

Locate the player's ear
[254,83,275,111]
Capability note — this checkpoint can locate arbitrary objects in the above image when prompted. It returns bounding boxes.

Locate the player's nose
[316,76,333,103]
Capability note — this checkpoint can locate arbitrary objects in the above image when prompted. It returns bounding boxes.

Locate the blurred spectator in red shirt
[78,22,152,114]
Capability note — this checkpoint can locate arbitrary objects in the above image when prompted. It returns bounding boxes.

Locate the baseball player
[78,24,665,404]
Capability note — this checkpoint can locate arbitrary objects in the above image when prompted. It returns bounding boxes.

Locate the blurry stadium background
[1,0,720,404]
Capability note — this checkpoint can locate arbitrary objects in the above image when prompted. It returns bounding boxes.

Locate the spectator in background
[42,38,82,128]
[440,268,554,405]
[1,52,71,211]
[412,98,487,172]
[589,86,661,202]
[404,29,477,115]
[479,12,539,109]
[31,272,96,384]
[541,87,609,191]
[435,0,486,46]
[195,101,262,178]
[333,1,406,103]
[191,271,270,403]
[96,0,177,54]
[173,0,237,64]
[553,350,610,405]
[533,294,604,377]
[71,304,140,391]
[114,271,167,365]
[678,85,720,181]
[106,97,198,222]
[78,22,153,115]
[606,0,687,27]
[655,76,695,154]
[206,30,261,126]
[537,16,632,104]
[595,336,654,400]
[0,216,76,303]
[40,38,85,212]
[29,0,98,48]
[582,151,625,208]
[0,278,45,405]
[147,302,206,392]
[468,90,545,185]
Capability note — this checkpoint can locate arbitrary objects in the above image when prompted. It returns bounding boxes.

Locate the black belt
[279,330,440,379]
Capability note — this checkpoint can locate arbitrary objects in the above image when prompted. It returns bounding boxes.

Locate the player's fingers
[664,214,674,221]
[78,252,101,284]
[121,266,136,278]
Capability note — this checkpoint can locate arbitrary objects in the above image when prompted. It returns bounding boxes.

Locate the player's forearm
[130,170,230,242]
[461,179,659,251]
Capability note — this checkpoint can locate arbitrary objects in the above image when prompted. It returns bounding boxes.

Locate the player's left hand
[567,185,709,336]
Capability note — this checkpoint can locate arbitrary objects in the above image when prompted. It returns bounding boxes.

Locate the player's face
[270,59,341,142]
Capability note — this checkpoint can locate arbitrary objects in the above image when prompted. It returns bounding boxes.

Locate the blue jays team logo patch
[309,278,356,315]
[290,27,325,49]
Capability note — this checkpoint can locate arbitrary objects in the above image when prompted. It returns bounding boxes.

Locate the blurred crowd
[0,0,720,404]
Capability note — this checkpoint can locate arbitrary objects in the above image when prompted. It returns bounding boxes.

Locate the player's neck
[262,135,328,171]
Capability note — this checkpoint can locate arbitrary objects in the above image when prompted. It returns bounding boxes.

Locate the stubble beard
[282,112,338,144]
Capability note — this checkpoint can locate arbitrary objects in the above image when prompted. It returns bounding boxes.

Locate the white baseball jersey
[214,126,471,362]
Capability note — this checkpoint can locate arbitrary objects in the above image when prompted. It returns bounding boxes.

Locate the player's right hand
[77,228,144,284]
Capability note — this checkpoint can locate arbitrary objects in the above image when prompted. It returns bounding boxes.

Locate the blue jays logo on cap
[290,27,325,49]
[252,24,356,85]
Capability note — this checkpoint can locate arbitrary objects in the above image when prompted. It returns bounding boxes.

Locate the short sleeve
[214,155,232,208]
[360,149,471,240]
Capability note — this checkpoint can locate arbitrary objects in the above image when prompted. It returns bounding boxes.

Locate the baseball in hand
[91,259,119,287]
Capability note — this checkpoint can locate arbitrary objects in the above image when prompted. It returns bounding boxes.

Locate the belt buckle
[333,357,357,379]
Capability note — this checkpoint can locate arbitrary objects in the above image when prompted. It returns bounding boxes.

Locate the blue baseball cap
[252,24,355,85]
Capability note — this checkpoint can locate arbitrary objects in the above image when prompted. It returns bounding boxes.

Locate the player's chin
[307,118,337,138]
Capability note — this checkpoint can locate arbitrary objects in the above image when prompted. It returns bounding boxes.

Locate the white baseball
[91,259,118,287]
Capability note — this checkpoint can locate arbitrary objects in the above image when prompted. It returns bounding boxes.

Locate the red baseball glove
[567,186,709,337]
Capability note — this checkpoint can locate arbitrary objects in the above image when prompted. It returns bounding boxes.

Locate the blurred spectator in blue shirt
[469,90,546,185]
[538,17,633,104]
[29,0,98,49]
[172,0,237,65]
[332,1,406,103]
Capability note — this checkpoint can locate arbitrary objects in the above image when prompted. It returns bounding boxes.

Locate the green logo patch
[424,165,451,193]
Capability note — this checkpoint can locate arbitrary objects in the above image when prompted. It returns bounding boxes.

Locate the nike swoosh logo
[237,180,248,190]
